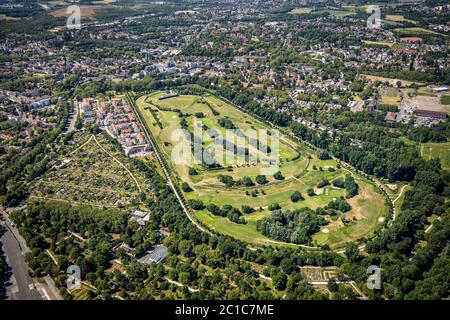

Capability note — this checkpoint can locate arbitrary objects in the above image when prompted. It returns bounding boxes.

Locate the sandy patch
[403,94,449,113]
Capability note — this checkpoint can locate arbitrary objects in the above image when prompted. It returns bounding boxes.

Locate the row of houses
[80,97,151,156]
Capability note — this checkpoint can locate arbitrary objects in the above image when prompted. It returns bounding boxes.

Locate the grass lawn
[380,87,402,105]
[289,8,313,14]
[422,142,450,170]
[385,15,416,24]
[312,178,388,248]
[394,27,445,36]
[363,40,394,48]
[440,95,450,105]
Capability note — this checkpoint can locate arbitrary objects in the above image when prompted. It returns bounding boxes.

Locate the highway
[1,209,62,300]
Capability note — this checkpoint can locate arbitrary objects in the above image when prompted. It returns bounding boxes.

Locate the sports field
[135,92,389,248]
[422,142,450,171]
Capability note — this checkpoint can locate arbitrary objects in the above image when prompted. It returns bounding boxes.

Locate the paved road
[1,210,62,300]
[0,219,41,300]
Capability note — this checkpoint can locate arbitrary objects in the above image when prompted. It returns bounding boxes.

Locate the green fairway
[289,8,313,14]
[135,92,389,248]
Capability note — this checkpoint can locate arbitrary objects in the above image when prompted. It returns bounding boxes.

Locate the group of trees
[256,208,328,245]
[206,203,245,224]
[341,163,449,299]
[217,175,256,188]
[325,198,352,213]
[332,174,358,198]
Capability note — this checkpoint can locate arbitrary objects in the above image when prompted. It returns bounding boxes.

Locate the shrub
[181,182,192,192]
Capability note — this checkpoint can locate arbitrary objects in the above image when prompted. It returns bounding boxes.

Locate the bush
[268,203,281,211]
[273,171,284,180]
[181,182,192,192]
[241,176,254,187]
[241,205,254,214]
[317,179,330,188]
[307,188,315,196]
[188,168,198,176]
[188,199,204,210]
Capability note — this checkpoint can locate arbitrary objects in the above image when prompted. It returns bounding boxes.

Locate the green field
[135,92,389,248]
[363,40,395,48]
[422,142,450,170]
[289,8,313,14]
[440,95,450,105]
[394,27,445,36]
[380,87,403,105]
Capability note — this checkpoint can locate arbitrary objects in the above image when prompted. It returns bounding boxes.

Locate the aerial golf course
[134,91,389,249]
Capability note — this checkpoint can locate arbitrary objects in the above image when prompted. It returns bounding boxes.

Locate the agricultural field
[134,92,389,249]
[385,15,416,24]
[29,131,150,208]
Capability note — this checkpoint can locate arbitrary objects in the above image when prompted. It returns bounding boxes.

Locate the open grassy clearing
[363,40,395,48]
[289,8,313,14]
[421,142,450,170]
[394,27,445,36]
[135,92,388,248]
[380,87,403,105]
[50,5,115,18]
[361,74,424,87]
[385,15,417,24]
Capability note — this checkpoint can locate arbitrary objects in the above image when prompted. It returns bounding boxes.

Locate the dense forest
[257,208,327,245]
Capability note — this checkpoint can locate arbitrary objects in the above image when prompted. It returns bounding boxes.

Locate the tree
[181,182,192,192]
[273,171,284,180]
[290,191,304,202]
[255,175,268,185]
[317,150,330,160]
[188,199,204,210]
[241,205,254,214]
[345,243,361,264]
[241,176,254,187]
[272,271,287,291]
[327,279,339,292]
